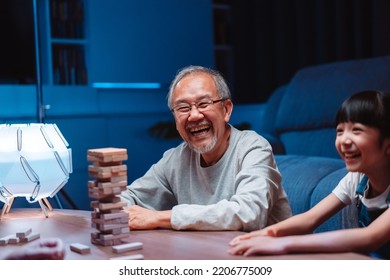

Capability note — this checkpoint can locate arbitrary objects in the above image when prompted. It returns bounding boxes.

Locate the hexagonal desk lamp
[0,123,72,219]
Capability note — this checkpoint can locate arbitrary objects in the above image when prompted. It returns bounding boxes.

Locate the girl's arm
[284,208,390,254]
[230,193,343,245]
[229,203,390,256]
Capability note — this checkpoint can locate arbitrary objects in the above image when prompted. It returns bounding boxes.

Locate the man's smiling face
[172,72,232,157]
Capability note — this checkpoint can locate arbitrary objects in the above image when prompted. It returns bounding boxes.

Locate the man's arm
[120,152,178,211]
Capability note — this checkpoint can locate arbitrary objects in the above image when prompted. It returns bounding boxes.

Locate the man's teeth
[190,126,209,133]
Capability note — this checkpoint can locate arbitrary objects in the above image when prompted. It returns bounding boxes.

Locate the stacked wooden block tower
[87,147,130,246]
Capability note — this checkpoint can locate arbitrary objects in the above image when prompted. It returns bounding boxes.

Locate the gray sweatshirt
[121,126,292,231]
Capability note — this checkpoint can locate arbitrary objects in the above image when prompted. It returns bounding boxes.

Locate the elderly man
[121,65,291,231]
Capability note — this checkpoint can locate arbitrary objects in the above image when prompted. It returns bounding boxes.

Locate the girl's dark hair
[335,90,390,138]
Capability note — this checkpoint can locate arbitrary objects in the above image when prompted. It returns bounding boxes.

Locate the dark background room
[1,0,390,210]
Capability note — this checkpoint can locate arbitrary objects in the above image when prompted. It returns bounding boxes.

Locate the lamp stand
[32,1,78,211]
[0,197,53,220]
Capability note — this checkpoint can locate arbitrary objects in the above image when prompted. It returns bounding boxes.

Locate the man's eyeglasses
[171,98,227,116]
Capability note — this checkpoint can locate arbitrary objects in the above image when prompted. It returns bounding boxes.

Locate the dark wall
[0,0,36,84]
[230,0,390,103]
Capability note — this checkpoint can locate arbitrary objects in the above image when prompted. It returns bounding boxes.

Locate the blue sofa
[258,55,390,232]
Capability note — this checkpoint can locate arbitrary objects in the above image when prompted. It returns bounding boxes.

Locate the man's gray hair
[167,65,231,110]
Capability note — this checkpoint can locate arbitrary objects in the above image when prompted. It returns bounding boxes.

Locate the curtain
[230,0,390,103]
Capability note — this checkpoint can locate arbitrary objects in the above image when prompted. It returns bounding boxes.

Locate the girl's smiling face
[335,122,390,175]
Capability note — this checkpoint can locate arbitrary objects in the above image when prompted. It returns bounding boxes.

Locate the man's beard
[188,134,217,154]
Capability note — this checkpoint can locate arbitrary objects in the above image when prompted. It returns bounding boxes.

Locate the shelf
[49,0,85,39]
[212,0,233,88]
[47,0,87,85]
[52,44,87,85]
[51,38,87,45]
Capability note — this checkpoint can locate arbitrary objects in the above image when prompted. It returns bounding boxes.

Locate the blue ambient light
[92,83,161,89]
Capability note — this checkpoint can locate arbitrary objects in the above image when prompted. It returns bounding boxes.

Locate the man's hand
[128,205,172,229]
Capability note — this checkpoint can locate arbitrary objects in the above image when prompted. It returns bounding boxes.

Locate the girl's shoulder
[334,172,365,203]
[340,172,366,186]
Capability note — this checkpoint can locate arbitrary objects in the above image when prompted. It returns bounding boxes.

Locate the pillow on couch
[275,155,347,232]
[274,55,390,158]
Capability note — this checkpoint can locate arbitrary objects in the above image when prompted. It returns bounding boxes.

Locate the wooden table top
[0,208,373,260]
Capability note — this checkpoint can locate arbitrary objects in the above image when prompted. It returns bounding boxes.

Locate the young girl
[228,90,390,259]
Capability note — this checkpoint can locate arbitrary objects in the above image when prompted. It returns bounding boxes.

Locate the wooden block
[91,238,107,246]
[106,227,123,235]
[89,181,128,192]
[88,147,127,157]
[111,165,127,173]
[20,232,40,243]
[93,215,129,225]
[112,227,130,235]
[109,175,127,183]
[93,222,128,231]
[97,180,128,189]
[88,185,122,199]
[16,228,32,238]
[94,201,127,211]
[0,234,16,245]
[87,148,128,163]
[8,236,20,244]
[91,225,128,235]
[92,161,124,167]
[112,242,143,254]
[70,243,91,255]
[88,155,128,163]
[100,211,129,220]
[88,180,97,187]
[92,217,124,225]
[100,196,121,203]
[110,254,144,260]
[91,212,99,219]
[93,185,124,196]
[100,232,130,241]
[88,165,127,178]
[91,236,121,246]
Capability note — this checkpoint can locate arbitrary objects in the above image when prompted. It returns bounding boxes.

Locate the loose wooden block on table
[0,234,17,245]
[112,242,143,253]
[16,228,32,238]
[110,254,144,260]
[70,243,91,254]
[20,232,40,242]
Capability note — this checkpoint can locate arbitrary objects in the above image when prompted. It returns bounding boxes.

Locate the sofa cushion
[259,85,286,136]
[279,128,339,158]
[311,168,348,232]
[275,155,345,215]
[271,55,390,158]
[275,55,390,132]
[276,155,348,233]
